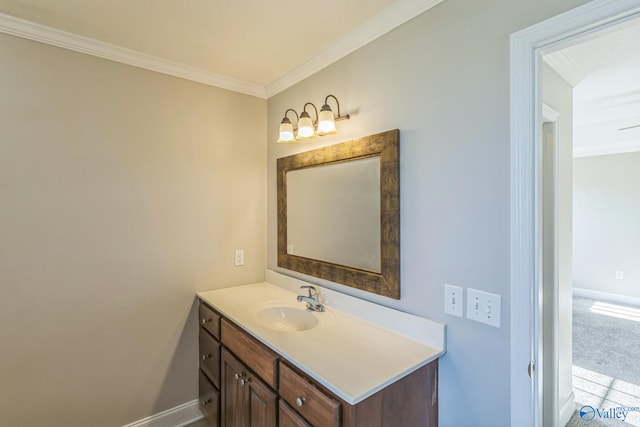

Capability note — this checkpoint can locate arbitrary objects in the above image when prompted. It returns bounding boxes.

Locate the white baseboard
[573,287,640,307]
[559,392,576,427]
[122,400,203,427]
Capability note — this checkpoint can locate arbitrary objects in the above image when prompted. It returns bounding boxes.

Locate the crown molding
[0,12,266,98]
[264,0,446,98]
[543,50,586,87]
[0,0,445,100]
[574,140,640,157]
[574,91,640,126]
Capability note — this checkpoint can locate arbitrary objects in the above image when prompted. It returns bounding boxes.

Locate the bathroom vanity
[196,271,445,427]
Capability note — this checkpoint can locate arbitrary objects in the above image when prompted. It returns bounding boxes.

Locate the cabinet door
[221,348,277,427]
[221,349,245,427]
[245,373,276,427]
[279,400,312,427]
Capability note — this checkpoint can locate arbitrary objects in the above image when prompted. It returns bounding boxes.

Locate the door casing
[509,1,640,425]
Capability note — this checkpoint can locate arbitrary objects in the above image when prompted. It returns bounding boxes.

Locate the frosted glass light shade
[277,119,296,143]
[317,106,337,135]
[296,112,316,139]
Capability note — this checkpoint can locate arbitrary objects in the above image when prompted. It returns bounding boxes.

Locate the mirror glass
[277,129,400,299]
[286,156,381,272]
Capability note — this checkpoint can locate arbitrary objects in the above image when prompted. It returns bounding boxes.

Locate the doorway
[509,1,640,426]
[542,19,640,426]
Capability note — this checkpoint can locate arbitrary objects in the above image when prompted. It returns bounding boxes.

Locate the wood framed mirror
[277,129,400,299]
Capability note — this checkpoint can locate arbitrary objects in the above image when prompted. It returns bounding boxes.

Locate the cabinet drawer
[221,318,278,389]
[199,328,221,388]
[199,370,220,427]
[279,363,340,427]
[199,302,221,339]
[279,399,312,427]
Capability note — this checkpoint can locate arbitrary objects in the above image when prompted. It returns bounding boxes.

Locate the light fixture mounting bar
[619,124,640,131]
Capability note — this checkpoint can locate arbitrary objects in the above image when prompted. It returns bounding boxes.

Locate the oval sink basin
[255,306,319,332]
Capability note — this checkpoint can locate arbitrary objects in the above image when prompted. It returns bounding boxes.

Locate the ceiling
[544,19,640,157]
[4,0,636,153]
[0,0,444,98]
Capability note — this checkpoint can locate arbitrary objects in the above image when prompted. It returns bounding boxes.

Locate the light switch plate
[466,288,501,328]
[444,284,464,317]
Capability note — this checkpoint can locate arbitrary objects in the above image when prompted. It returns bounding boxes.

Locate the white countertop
[198,272,445,404]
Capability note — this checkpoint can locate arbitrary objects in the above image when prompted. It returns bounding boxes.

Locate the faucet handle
[300,285,317,298]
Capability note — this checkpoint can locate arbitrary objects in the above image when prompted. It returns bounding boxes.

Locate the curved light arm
[324,95,350,121]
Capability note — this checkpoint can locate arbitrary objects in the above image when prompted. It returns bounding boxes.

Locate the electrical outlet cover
[234,249,245,266]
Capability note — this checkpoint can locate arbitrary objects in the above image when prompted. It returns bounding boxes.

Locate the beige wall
[267,0,589,426]
[0,33,266,426]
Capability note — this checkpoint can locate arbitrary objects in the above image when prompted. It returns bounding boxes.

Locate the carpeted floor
[567,296,640,426]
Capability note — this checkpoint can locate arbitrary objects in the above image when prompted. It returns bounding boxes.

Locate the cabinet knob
[296,397,306,407]
[201,398,212,406]
[201,318,209,325]
[240,378,250,386]
[234,373,241,380]
[201,354,210,361]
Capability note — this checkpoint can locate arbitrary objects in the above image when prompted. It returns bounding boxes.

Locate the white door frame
[540,103,560,427]
[509,1,640,426]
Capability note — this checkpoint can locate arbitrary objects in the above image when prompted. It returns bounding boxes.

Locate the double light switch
[444,285,501,328]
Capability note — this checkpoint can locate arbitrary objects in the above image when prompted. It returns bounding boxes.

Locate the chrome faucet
[297,285,325,312]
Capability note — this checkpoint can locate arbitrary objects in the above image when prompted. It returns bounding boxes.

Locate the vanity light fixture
[277,109,298,143]
[277,94,350,143]
[317,95,344,135]
[297,103,318,140]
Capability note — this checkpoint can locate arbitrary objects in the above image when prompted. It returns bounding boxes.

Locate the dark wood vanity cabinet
[279,363,340,427]
[279,399,312,427]
[221,348,277,427]
[198,299,439,427]
[200,370,220,426]
[200,303,221,338]
[198,303,222,427]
